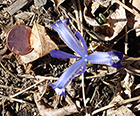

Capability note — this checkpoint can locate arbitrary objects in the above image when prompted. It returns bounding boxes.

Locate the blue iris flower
[49,18,123,98]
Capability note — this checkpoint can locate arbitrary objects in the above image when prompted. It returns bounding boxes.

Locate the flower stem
[82,73,89,116]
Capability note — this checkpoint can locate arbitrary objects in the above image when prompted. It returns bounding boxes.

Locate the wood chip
[34,0,47,9]
[7,0,31,15]
[15,11,34,20]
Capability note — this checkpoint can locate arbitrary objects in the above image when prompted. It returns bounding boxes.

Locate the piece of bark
[34,0,47,9]
[7,0,31,15]
[15,11,34,20]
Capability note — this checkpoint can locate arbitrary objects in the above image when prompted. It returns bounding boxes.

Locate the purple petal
[49,58,86,97]
[87,51,123,68]
[62,18,69,25]
[50,50,81,59]
[77,62,87,74]
[50,19,86,57]
[75,31,88,55]
[108,51,123,68]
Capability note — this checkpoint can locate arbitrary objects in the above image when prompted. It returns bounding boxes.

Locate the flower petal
[50,19,86,57]
[108,51,123,68]
[77,62,87,74]
[75,31,88,55]
[87,51,123,68]
[62,18,69,25]
[50,50,81,59]
[49,58,86,97]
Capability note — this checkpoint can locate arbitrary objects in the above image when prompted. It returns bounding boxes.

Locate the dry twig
[92,95,140,115]
[0,95,34,106]
[10,79,45,98]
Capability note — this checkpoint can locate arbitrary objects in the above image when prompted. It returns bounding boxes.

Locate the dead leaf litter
[0,0,140,116]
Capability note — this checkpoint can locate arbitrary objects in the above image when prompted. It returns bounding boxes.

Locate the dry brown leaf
[127,0,140,36]
[51,0,65,8]
[84,0,99,27]
[34,93,79,116]
[121,73,135,98]
[132,84,140,97]
[107,66,118,74]
[95,0,111,7]
[30,22,58,56]
[84,0,127,41]
[132,100,140,112]
[20,50,40,63]
[107,95,135,116]
[107,105,135,116]
[125,65,140,76]
[21,22,58,63]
